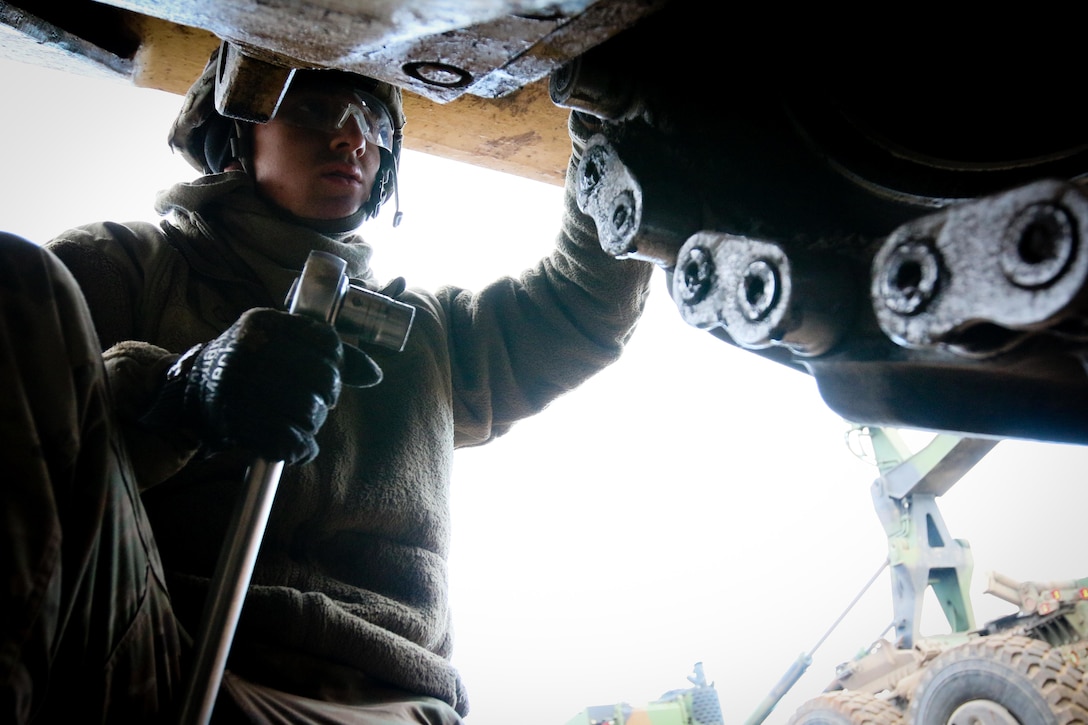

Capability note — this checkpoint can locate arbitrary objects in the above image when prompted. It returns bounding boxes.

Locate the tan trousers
[216,672,463,724]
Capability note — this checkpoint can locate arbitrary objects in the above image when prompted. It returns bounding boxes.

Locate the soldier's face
[251,88,383,221]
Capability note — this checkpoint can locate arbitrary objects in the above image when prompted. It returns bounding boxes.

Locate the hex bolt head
[880,240,941,316]
[678,246,714,304]
[737,259,779,322]
[1000,202,1075,289]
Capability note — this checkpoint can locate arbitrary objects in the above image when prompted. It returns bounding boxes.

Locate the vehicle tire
[907,634,1088,724]
[787,690,905,724]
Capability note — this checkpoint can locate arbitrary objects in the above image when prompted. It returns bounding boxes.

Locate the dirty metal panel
[96,0,639,103]
[98,0,550,60]
[345,12,566,102]
[470,0,666,98]
[0,1,132,79]
[352,0,667,101]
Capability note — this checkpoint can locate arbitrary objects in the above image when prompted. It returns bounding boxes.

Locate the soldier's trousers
[1,232,184,723]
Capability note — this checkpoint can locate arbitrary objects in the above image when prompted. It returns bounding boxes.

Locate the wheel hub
[947,698,1020,724]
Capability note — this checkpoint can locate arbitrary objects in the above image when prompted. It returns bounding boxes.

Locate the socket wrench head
[337,284,415,352]
[288,251,415,351]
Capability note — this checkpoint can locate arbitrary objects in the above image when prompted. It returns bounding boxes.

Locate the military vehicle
[3,0,1088,446]
[565,663,724,725]
[565,427,1087,724]
[3,3,1086,723]
[777,427,1088,724]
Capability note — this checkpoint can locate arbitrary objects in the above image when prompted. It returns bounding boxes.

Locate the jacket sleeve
[46,224,201,489]
[442,132,655,447]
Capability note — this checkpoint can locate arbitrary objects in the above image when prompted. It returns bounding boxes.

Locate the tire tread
[907,634,1088,724]
[788,690,905,724]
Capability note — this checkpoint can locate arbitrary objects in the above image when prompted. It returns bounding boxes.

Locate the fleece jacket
[45,159,653,716]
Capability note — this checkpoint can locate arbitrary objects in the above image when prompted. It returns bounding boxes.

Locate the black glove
[152,308,380,464]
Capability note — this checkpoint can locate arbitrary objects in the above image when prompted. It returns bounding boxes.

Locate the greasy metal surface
[0,0,133,79]
[575,135,643,258]
[97,0,664,103]
[574,134,696,265]
[871,180,1088,355]
[361,0,665,101]
[548,4,1088,443]
[7,0,1088,443]
[549,53,638,121]
[672,232,853,357]
[100,0,557,79]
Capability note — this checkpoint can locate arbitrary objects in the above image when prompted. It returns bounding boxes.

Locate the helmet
[169,46,406,228]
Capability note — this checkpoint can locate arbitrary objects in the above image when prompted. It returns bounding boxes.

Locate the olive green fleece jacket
[45,163,652,715]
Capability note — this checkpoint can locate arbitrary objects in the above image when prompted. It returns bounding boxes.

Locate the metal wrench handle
[178,252,352,725]
[177,458,284,724]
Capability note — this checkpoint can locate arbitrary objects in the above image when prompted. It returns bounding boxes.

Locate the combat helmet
[169,46,406,230]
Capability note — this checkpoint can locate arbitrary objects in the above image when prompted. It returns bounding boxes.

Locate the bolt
[549,61,576,102]
[1000,202,1075,289]
[678,246,714,304]
[880,240,942,315]
[737,259,779,322]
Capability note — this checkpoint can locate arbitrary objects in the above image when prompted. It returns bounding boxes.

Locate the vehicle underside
[3,0,1087,444]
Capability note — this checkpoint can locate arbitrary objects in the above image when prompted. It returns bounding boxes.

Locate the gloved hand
[154,307,381,464]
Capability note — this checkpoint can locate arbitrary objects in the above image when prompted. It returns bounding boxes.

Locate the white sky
[1,57,1085,725]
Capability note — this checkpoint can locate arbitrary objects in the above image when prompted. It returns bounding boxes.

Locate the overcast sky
[1,56,1085,724]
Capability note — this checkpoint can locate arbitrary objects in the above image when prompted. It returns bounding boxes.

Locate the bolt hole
[678,247,712,304]
[894,260,923,293]
[1001,203,1074,289]
[744,274,765,306]
[612,204,630,231]
[1018,219,1060,265]
[881,241,940,315]
[582,157,603,190]
[683,260,702,288]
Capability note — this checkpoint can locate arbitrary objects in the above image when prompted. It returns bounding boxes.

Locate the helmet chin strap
[227,121,254,174]
[353,147,402,229]
[389,157,403,228]
[372,154,402,228]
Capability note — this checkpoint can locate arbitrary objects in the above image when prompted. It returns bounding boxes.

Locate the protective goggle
[274,88,395,152]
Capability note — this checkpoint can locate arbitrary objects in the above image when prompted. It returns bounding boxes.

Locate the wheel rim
[947,698,1019,725]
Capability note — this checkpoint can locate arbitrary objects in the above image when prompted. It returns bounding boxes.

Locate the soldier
[1,48,652,723]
